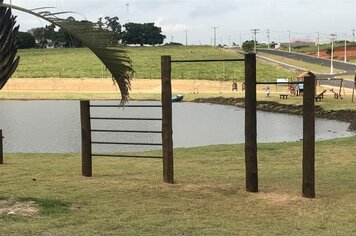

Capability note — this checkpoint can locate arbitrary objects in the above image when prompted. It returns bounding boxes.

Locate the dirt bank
[193,97,356,123]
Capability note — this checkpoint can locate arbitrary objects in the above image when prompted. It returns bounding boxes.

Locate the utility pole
[251,29,260,53]
[288,30,291,52]
[330,33,337,74]
[212,27,218,47]
[266,29,270,49]
[185,30,188,46]
[239,32,242,48]
[126,3,130,23]
[353,29,355,42]
[171,36,173,43]
[344,33,347,63]
[317,32,320,57]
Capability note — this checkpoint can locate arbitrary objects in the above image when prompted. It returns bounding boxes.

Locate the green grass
[0,137,355,235]
[15,46,296,81]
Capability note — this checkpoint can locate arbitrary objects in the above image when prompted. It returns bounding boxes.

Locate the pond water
[0,100,354,153]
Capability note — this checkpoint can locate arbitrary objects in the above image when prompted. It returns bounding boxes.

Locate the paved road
[257,49,356,76]
[257,49,356,88]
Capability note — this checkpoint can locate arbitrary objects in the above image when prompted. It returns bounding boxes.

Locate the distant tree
[16,31,36,48]
[97,17,104,29]
[326,47,335,58]
[28,27,45,47]
[44,24,56,41]
[242,40,255,53]
[122,22,165,46]
[164,42,183,46]
[59,16,83,47]
[104,16,121,39]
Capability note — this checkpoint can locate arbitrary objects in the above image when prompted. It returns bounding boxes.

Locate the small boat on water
[172,95,184,102]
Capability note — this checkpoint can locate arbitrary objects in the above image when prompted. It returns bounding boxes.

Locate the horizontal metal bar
[91,129,162,134]
[171,58,244,63]
[92,153,162,159]
[90,105,162,108]
[92,141,162,146]
[90,117,162,121]
[256,82,304,85]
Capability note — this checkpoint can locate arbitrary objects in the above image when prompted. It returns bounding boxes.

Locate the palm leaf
[0,2,134,103]
[0,1,20,90]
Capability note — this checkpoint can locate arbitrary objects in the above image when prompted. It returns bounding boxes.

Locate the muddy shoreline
[193,97,356,123]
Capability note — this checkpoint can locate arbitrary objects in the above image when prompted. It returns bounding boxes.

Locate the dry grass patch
[0,199,39,217]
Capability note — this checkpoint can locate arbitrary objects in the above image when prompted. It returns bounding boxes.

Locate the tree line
[16,16,166,49]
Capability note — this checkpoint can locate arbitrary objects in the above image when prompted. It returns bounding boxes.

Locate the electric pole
[330,33,337,74]
[251,29,260,53]
[317,32,320,57]
[266,29,270,49]
[212,27,218,47]
[353,29,355,42]
[185,30,188,46]
[344,33,347,63]
[171,36,173,43]
[239,32,242,48]
[288,30,291,52]
[126,3,130,23]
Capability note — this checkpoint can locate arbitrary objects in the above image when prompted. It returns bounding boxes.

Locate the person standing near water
[265,85,270,97]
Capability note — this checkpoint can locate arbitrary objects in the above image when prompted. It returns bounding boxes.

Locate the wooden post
[0,130,3,165]
[161,56,174,184]
[80,100,92,177]
[244,53,258,192]
[303,72,316,198]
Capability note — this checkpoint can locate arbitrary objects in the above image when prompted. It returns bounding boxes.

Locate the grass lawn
[15,46,296,81]
[0,137,355,235]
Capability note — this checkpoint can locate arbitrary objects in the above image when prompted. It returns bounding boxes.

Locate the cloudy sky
[3,0,356,45]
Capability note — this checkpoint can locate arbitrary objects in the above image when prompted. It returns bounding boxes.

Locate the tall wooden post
[0,130,3,165]
[244,53,258,192]
[303,72,316,198]
[80,100,92,177]
[161,56,174,184]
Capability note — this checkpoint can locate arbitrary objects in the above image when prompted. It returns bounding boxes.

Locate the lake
[0,100,354,153]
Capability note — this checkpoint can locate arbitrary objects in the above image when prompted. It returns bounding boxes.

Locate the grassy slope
[15,46,295,81]
[0,137,355,235]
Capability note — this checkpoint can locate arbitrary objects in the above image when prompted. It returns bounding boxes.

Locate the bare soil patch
[311,46,356,61]
[3,78,240,94]
[0,199,39,217]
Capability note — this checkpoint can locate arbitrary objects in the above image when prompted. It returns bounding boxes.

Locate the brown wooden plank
[161,56,174,184]
[244,53,258,192]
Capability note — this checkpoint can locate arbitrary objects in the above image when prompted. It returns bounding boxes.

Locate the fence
[80,61,174,183]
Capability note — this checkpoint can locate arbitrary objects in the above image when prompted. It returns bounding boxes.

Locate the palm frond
[0,2,20,90]
[0,2,134,103]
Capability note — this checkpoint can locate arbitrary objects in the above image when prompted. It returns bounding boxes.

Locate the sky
[3,0,356,45]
